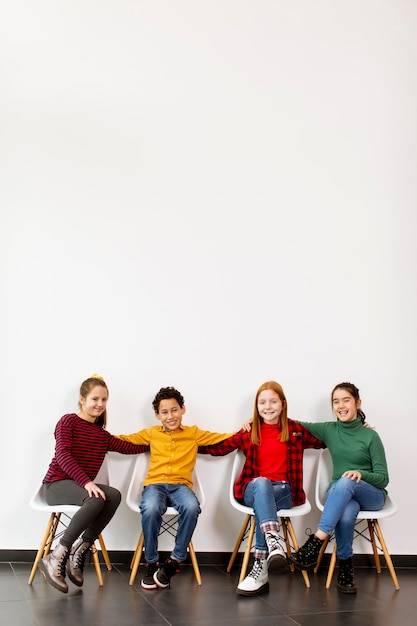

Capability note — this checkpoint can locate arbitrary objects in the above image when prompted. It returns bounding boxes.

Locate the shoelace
[249,560,263,579]
[56,553,68,576]
[74,546,90,569]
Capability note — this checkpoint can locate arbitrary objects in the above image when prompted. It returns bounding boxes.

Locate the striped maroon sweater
[43,413,148,488]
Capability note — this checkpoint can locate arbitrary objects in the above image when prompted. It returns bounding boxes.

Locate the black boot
[337,557,357,594]
[67,539,91,587]
[289,534,324,570]
[38,543,70,593]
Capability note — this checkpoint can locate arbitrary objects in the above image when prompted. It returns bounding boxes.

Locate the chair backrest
[126,452,206,513]
[228,449,255,515]
[95,453,111,485]
[315,448,333,511]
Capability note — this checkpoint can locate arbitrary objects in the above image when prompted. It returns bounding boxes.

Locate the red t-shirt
[255,423,288,481]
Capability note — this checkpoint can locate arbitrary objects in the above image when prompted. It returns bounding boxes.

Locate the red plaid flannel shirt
[198,419,324,505]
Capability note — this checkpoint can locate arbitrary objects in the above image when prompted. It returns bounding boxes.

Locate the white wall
[1,1,416,556]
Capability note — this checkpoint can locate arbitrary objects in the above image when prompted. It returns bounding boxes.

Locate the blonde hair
[79,374,108,428]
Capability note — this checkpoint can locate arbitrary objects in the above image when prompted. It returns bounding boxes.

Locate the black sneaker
[153,558,180,589]
[141,562,159,590]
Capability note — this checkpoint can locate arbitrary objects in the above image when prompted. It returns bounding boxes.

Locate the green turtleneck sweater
[298,418,388,490]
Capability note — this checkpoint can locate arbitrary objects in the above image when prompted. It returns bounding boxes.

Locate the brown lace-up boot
[38,543,70,593]
[67,539,92,587]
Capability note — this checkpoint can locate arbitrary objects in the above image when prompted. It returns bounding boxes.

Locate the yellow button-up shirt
[119,424,233,488]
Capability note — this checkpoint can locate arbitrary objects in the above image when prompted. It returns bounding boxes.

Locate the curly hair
[331,382,366,424]
[152,386,185,413]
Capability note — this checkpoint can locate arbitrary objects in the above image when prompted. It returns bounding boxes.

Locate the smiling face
[156,398,185,431]
[332,387,361,422]
[257,389,284,425]
[79,385,108,423]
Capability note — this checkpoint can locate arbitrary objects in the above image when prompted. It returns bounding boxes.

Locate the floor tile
[0,560,415,626]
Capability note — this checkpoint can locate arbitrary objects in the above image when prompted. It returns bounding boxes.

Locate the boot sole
[66,569,84,587]
[38,560,68,593]
[267,554,289,573]
[288,556,317,571]
[236,582,269,596]
[337,583,357,594]
[141,579,158,590]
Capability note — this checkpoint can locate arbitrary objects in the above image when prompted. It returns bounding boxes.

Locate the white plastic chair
[28,455,112,586]
[227,450,312,587]
[314,448,400,590]
[126,452,206,586]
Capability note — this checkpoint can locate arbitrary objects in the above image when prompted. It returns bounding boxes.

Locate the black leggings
[43,480,121,547]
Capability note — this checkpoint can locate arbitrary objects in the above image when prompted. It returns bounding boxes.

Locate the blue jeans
[243,477,292,552]
[319,477,386,559]
[139,484,201,563]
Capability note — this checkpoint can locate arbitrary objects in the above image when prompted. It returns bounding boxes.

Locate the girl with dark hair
[289,382,389,594]
[38,375,148,594]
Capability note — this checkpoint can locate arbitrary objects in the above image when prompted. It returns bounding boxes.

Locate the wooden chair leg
[227,514,251,573]
[91,543,104,586]
[372,520,400,590]
[129,533,144,585]
[325,544,337,589]
[28,513,57,584]
[281,518,310,588]
[314,535,331,573]
[239,517,256,583]
[97,534,112,570]
[367,521,381,572]
[188,540,202,585]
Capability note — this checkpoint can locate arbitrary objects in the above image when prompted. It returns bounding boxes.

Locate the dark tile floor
[1,559,416,626]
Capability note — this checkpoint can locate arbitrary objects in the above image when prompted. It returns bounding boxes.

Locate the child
[38,375,149,594]
[118,386,234,590]
[199,381,324,596]
[289,382,389,594]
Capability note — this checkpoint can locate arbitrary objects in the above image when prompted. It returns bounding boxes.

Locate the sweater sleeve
[361,431,389,489]
[107,434,149,456]
[297,420,330,441]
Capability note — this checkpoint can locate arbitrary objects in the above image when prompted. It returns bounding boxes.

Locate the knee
[178,498,201,519]
[140,496,163,518]
[100,485,121,512]
[334,477,355,494]
[251,477,269,493]
[107,486,121,505]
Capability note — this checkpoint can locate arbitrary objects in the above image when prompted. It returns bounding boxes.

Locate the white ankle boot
[265,532,288,572]
[236,558,269,596]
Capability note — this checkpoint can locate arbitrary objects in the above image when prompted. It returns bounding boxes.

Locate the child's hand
[342,470,362,482]
[84,481,106,499]
[242,417,253,432]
